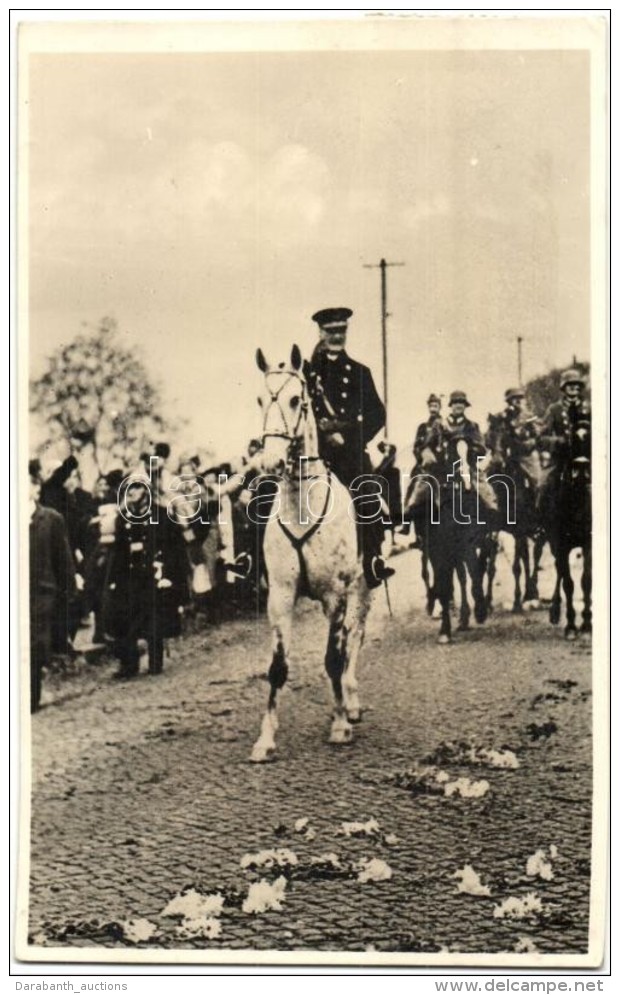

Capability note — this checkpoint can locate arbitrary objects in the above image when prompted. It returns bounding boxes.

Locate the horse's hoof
[456,622,470,632]
[329,725,353,745]
[565,628,578,642]
[523,599,541,611]
[580,624,592,637]
[347,709,362,724]
[249,743,276,764]
[437,633,451,645]
[475,604,488,625]
[549,605,561,625]
[512,604,524,615]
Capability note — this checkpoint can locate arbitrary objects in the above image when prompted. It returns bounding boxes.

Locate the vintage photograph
[17,15,608,967]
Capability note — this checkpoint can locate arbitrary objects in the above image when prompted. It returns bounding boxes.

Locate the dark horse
[484,413,544,614]
[541,417,592,639]
[414,462,489,644]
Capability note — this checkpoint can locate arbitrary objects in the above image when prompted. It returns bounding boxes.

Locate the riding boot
[360,517,395,589]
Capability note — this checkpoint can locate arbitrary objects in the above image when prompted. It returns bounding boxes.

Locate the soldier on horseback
[404,393,444,545]
[306,306,395,589]
[538,368,591,515]
[487,387,542,490]
[423,391,498,513]
[538,368,592,637]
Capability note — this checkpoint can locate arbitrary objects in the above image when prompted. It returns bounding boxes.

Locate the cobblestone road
[26,545,593,958]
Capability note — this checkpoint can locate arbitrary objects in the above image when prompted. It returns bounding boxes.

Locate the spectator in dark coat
[102,477,188,679]
[82,470,124,645]
[40,455,94,649]
[29,460,76,712]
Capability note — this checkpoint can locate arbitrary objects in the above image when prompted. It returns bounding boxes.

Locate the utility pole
[363,257,405,436]
[517,335,524,386]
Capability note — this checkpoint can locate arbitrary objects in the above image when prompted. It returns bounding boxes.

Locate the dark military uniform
[306,307,393,586]
[539,398,591,463]
[537,396,591,517]
[307,345,385,485]
[423,408,498,511]
[102,505,188,677]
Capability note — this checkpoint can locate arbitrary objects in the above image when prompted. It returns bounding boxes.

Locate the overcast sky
[28,46,590,463]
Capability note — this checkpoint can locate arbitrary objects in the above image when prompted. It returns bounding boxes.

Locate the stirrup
[225,552,253,579]
[365,555,395,589]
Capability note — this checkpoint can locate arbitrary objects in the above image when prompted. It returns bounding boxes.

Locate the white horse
[250,344,372,763]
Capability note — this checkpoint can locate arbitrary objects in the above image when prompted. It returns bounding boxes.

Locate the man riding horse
[538,368,591,518]
[407,390,498,524]
[537,368,592,636]
[487,387,542,491]
[305,307,395,590]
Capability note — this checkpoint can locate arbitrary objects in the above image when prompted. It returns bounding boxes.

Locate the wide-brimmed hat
[426,393,441,405]
[448,390,471,407]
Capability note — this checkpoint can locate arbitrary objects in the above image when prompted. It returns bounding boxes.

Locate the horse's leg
[532,531,546,601]
[421,548,435,616]
[324,596,353,744]
[435,561,453,645]
[456,558,471,631]
[549,568,563,625]
[561,550,577,640]
[523,537,539,604]
[512,537,524,613]
[580,543,592,635]
[250,581,295,763]
[485,534,498,613]
[342,579,372,723]
[464,540,487,625]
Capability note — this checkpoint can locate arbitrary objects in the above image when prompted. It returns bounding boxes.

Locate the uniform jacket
[426,414,487,471]
[306,347,385,484]
[487,407,540,464]
[539,399,591,462]
[413,414,443,465]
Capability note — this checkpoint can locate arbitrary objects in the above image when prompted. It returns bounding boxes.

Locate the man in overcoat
[103,476,188,679]
[29,459,76,712]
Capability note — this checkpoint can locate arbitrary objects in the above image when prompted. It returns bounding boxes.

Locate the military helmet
[448,390,471,407]
[560,368,586,390]
[505,386,525,402]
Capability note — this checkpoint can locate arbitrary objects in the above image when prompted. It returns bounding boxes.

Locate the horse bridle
[260,370,309,445]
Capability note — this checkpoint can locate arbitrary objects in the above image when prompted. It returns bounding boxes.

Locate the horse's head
[255,344,310,474]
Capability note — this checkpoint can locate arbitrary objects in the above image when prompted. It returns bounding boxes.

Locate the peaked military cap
[427,393,441,405]
[311,307,353,330]
[505,386,525,401]
[448,390,471,407]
